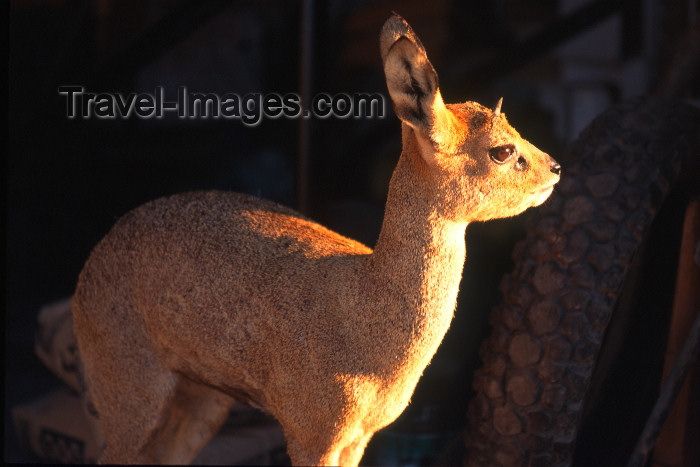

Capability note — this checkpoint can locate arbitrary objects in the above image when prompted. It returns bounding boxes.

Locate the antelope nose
[550,162,561,176]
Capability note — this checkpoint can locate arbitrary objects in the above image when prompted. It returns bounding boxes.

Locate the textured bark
[465,98,700,467]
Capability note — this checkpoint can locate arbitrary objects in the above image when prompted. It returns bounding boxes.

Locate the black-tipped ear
[383,36,438,132]
[379,12,427,63]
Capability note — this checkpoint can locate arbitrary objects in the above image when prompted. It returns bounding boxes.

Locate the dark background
[6,0,699,464]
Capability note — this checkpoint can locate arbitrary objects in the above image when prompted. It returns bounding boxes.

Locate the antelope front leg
[284,438,340,467]
[278,400,371,466]
[285,432,371,467]
[338,432,373,466]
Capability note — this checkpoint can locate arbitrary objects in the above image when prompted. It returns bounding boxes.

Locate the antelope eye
[489,144,516,163]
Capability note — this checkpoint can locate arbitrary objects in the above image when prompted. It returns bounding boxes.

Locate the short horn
[493,97,503,116]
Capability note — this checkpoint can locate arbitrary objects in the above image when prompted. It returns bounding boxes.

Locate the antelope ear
[381,13,462,156]
[382,35,439,135]
[379,12,427,63]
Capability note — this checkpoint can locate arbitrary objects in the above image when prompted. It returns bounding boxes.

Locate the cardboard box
[12,387,105,464]
[13,389,287,465]
[34,297,81,392]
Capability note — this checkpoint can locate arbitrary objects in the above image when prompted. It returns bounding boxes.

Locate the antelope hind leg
[139,377,236,464]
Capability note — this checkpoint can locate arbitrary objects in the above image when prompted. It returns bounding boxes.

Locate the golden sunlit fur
[72,13,560,466]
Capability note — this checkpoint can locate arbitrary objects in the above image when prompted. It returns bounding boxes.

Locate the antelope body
[72,13,561,465]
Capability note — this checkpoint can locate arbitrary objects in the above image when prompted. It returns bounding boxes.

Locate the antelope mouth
[531,183,557,206]
[533,183,556,195]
